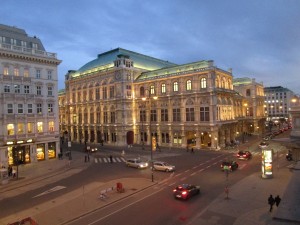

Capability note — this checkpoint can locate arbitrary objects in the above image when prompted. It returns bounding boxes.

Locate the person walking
[191,148,194,153]
[275,195,281,207]
[110,155,113,163]
[268,194,275,212]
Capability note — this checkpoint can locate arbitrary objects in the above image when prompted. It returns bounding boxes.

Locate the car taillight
[182,191,187,196]
[229,166,232,168]
[173,189,176,192]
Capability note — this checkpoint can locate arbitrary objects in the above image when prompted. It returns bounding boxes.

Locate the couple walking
[268,194,281,212]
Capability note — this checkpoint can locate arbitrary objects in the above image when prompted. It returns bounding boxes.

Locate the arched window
[173,82,179,92]
[161,83,166,94]
[186,80,192,91]
[200,78,207,89]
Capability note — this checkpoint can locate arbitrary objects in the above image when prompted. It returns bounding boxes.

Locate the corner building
[60,48,263,150]
[0,24,61,167]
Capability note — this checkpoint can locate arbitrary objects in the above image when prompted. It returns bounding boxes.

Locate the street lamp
[142,92,157,182]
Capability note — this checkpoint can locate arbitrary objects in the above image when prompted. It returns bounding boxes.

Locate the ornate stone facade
[59,48,265,150]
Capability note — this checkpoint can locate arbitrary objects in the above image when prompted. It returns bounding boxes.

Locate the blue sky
[1,0,299,93]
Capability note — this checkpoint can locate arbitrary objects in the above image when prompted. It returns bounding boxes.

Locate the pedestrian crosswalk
[94,157,126,163]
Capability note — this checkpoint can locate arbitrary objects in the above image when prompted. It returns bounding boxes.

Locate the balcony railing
[0,43,57,59]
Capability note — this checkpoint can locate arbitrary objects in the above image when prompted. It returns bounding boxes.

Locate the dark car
[221,161,239,171]
[236,151,252,160]
[173,184,200,200]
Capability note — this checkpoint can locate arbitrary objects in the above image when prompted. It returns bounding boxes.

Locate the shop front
[8,145,31,165]
[36,143,45,161]
[48,142,57,159]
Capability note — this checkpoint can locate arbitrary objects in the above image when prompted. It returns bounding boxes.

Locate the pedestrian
[156,143,160,152]
[8,165,12,177]
[275,195,281,207]
[12,167,17,178]
[110,155,113,163]
[191,148,194,153]
[268,194,275,212]
[186,146,189,152]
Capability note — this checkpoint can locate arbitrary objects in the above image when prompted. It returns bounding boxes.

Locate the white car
[153,161,175,172]
[126,158,148,169]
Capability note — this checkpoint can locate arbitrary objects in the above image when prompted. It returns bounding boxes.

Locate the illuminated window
[27,123,34,133]
[7,124,15,135]
[17,123,24,134]
[173,82,179,92]
[14,68,19,76]
[48,121,54,132]
[24,69,29,77]
[200,78,207,88]
[186,80,192,91]
[4,67,9,75]
[37,122,43,133]
[150,85,155,95]
[161,83,166,94]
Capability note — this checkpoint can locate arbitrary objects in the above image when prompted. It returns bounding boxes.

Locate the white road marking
[33,186,66,198]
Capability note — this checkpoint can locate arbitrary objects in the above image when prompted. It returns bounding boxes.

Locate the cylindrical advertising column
[262,149,273,179]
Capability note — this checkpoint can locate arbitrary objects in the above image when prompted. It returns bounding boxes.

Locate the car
[153,161,175,172]
[236,150,252,160]
[259,141,269,148]
[173,184,200,200]
[125,158,148,169]
[221,161,239,171]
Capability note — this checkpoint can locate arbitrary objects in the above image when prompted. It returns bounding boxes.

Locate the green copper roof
[71,48,177,77]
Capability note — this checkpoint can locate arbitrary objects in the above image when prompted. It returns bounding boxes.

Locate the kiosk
[262,149,273,178]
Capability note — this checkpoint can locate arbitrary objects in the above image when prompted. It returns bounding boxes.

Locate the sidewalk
[1,139,300,225]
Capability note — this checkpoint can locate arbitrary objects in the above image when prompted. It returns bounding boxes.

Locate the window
[150,109,157,122]
[47,70,52,80]
[103,112,108,123]
[28,104,33,113]
[36,69,41,78]
[246,89,251,96]
[18,104,23,114]
[161,109,168,122]
[90,110,94,123]
[14,85,21,93]
[140,110,146,122]
[186,80,192,91]
[88,90,93,101]
[4,85,10,93]
[96,108,101,123]
[173,82,179,92]
[48,103,53,113]
[186,108,195,121]
[17,123,24,134]
[37,122,43,133]
[126,85,131,98]
[173,108,181,122]
[7,104,13,114]
[37,103,42,114]
[36,86,42,95]
[48,121,54,132]
[24,69,29,77]
[111,111,115,123]
[102,87,107,99]
[150,85,155,95]
[200,107,210,121]
[4,67,9,75]
[96,88,100,100]
[24,85,30,94]
[200,78,207,88]
[27,123,34,133]
[140,87,145,97]
[14,68,19,76]
[109,86,115,98]
[161,83,166,94]
[7,124,15,135]
[48,86,53,96]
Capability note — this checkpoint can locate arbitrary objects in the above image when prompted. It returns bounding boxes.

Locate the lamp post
[142,91,157,182]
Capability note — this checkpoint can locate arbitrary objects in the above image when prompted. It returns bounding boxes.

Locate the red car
[236,151,252,160]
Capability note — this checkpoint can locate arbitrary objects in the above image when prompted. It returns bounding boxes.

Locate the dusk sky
[1,0,299,93]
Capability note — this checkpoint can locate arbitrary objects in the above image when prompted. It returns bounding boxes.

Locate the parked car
[236,150,252,160]
[125,158,148,169]
[173,184,200,200]
[153,161,175,172]
[221,161,239,171]
[259,141,269,148]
